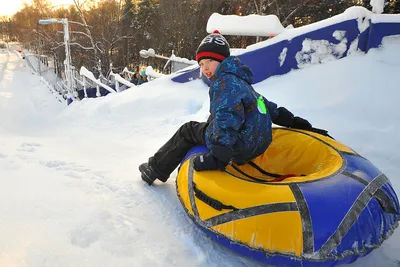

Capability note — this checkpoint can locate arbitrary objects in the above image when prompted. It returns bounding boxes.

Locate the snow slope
[0,36,399,267]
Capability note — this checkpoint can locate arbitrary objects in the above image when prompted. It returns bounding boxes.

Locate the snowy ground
[0,37,399,267]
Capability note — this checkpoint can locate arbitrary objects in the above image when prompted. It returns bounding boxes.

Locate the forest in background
[0,0,399,76]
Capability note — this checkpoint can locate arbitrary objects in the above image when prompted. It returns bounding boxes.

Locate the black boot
[139,162,170,185]
[139,163,158,185]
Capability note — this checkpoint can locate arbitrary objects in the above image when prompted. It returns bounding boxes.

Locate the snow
[0,35,400,267]
[145,66,164,79]
[347,38,360,56]
[206,13,284,37]
[295,33,348,69]
[279,47,288,67]
[169,55,197,65]
[79,65,97,81]
[371,14,400,23]
[370,0,385,14]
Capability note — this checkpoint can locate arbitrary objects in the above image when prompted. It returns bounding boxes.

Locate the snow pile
[370,0,385,14]
[295,30,348,68]
[145,65,164,78]
[207,13,284,37]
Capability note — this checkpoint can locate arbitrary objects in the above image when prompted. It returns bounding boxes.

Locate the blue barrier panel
[171,67,201,84]
[77,84,116,99]
[239,39,290,84]
[244,19,361,84]
[367,21,400,51]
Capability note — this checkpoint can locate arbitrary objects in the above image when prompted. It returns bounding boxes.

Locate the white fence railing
[21,52,67,102]
[22,50,195,103]
[108,69,136,92]
[78,66,116,98]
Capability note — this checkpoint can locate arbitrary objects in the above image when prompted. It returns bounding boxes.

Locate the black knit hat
[196,30,230,63]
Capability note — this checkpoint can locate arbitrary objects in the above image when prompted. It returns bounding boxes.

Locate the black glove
[193,153,227,171]
[193,145,232,172]
[272,107,294,127]
[292,116,312,130]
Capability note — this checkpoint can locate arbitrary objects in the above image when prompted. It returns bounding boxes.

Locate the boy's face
[199,59,220,79]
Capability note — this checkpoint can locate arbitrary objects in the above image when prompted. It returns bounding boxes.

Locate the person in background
[131,72,141,85]
[137,70,148,85]
[139,30,312,185]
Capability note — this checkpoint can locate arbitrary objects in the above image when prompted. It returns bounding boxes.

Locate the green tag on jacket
[257,96,267,114]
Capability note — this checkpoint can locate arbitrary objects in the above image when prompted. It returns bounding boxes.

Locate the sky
[0,34,399,267]
[0,0,75,17]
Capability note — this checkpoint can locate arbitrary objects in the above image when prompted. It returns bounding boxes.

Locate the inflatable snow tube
[176,128,400,267]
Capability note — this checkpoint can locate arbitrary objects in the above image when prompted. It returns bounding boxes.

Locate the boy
[139,30,312,185]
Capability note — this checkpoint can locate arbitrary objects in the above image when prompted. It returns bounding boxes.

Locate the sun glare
[0,0,76,17]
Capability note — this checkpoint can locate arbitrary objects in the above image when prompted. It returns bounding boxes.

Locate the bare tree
[72,0,101,72]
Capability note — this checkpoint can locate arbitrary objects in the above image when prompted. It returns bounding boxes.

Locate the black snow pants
[148,121,209,182]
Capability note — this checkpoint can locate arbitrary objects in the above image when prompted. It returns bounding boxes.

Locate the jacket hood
[212,56,253,84]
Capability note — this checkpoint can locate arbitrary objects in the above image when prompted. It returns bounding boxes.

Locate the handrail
[79,66,116,94]
[109,71,136,89]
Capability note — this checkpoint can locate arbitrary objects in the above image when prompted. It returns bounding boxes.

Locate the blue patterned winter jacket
[205,56,280,164]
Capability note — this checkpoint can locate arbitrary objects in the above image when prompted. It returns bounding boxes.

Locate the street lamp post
[38,18,73,99]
